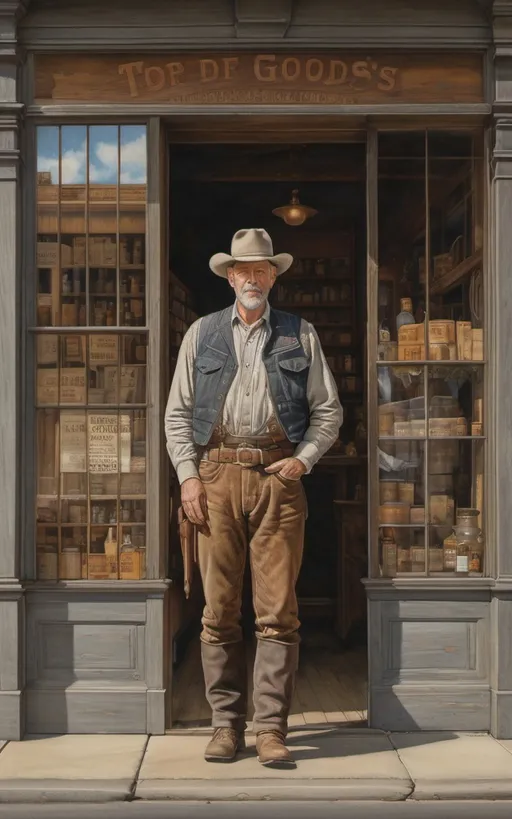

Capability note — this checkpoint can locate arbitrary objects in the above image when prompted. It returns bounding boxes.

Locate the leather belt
[202,444,294,467]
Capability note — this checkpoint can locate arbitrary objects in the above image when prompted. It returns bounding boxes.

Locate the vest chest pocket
[195,355,224,375]
[277,356,309,402]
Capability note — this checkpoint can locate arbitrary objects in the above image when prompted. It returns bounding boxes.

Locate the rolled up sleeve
[293,322,343,472]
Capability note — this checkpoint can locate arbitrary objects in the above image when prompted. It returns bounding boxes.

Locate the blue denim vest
[192,305,310,446]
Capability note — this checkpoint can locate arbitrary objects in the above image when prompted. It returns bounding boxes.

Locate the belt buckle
[236,445,263,466]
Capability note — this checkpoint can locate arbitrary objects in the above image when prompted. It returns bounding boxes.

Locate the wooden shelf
[58,264,145,270]
[430,250,483,295]
[318,455,366,466]
[274,302,352,309]
[284,275,352,284]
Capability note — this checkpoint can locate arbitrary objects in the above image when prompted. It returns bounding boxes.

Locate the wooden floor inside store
[172,631,368,728]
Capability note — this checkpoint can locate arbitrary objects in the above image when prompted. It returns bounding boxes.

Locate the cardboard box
[398,343,425,361]
[428,320,456,344]
[37,242,72,267]
[456,321,473,361]
[472,328,484,360]
[398,323,423,344]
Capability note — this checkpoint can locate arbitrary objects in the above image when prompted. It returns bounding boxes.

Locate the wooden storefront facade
[2,0,512,739]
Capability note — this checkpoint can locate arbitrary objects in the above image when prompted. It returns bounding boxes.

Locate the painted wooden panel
[26,689,147,734]
[0,174,18,580]
[20,0,490,49]
[293,0,488,25]
[0,692,22,740]
[388,620,476,672]
[371,685,490,732]
[492,691,512,740]
[24,0,233,27]
[34,53,484,106]
[493,597,512,691]
[39,623,139,671]
[27,596,147,623]
[0,601,21,691]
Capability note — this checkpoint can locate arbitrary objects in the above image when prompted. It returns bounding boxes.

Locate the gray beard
[237,291,266,310]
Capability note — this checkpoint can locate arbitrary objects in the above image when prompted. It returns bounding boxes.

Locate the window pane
[35,124,148,581]
[374,128,486,579]
[120,125,147,327]
[428,131,484,363]
[37,126,60,327]
[60,126,87,328]
[378,132,426,364]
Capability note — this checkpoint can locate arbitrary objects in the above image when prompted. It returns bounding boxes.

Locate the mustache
[242,284,264,295]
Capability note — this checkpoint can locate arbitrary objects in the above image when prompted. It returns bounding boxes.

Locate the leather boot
[252,638,299,736]
[256,730,295,768]
[204,727,246,762]
[201,641,247,734]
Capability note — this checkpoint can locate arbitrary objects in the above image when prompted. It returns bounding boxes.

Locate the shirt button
[246,391,250,396]
[245,362,250,368]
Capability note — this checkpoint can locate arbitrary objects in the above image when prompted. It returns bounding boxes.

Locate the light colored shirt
[165,301,343,484]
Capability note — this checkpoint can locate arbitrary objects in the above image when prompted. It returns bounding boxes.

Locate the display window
[375,130,485,577]
[35,124,148,580]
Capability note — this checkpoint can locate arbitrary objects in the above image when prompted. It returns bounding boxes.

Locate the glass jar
[60,545,82,580]
[453,508,483,575]
[37,543,58,581]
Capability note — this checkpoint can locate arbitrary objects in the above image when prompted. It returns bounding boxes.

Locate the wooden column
[491,0,512,738]
[0,0,27,739]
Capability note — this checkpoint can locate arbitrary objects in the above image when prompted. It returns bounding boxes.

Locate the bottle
[104,526,118,578]
[60,544,81,580]
[396,297,415,333]
[106,302,115,326]
[97,269,106,294]
[455,539,470,575]
[378,311,391,343]
[133,239,142,266]
[62,272,71,294]
[454,509,484,576]
[120,533,141,580]
[381,529,397,577]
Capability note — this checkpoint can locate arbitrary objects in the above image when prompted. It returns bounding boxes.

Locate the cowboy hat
[209,228,293,279]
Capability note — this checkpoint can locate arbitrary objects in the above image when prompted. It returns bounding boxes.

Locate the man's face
[227,260,277,310]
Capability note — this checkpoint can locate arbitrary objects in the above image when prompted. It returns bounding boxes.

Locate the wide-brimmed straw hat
[209,228,293,279]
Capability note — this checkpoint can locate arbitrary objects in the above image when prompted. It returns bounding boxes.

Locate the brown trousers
[197,461,306,734]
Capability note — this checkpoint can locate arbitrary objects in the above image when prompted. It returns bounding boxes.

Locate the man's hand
[181,477,210,535]
[264,457,307,481]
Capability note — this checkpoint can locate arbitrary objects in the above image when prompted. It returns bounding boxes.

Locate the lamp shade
[272,189,318,226]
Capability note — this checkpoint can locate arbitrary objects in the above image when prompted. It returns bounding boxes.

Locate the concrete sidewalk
[0,728,512,803]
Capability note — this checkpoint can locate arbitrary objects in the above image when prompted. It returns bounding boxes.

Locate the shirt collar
[231,300,271,329]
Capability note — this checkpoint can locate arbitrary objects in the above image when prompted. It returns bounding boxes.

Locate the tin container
[379,503,411,525]
[428,319,456,343]
[398,482,415,505]
[380,482,398,503]
[410,505,425,524]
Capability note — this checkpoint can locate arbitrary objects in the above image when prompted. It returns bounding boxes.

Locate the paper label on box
[89,334,118,364]
[60,411,87,473]
[88,413,131,473]
[37,336,58,365]
[37,369,58,404]
[60,368,86,403]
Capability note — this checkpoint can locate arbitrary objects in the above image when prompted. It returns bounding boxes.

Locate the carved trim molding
[234,0,292,39]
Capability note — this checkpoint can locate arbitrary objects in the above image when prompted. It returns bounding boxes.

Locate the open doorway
[167,140,368,728]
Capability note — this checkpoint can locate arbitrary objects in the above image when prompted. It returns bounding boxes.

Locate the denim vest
[192,305,310,446]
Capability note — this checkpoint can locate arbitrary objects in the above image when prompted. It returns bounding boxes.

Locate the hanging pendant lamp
[272,189,318,226]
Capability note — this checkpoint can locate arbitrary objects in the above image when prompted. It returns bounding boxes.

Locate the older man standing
[165,228,342,768]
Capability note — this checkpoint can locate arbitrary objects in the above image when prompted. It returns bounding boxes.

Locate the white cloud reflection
[37,127,147,185]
